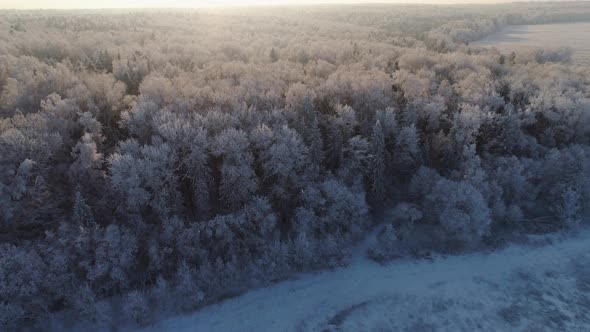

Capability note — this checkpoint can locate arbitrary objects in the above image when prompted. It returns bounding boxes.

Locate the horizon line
[2,1,589,11]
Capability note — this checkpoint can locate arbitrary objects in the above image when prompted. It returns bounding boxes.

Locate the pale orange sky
[0,0,557,10]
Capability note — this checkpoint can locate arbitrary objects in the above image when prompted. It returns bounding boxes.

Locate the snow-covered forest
[1,3,590,330]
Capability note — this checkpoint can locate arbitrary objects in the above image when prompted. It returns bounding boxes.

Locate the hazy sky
[0,0,541,10]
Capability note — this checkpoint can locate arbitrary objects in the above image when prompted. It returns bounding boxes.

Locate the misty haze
[473,22,590,65]
[1,2,589,332]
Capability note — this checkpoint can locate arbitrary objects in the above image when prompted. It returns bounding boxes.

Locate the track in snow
[140,229,590,332]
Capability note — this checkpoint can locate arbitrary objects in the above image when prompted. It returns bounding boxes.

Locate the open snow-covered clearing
[141,230,590,332]
[471,22,590,65]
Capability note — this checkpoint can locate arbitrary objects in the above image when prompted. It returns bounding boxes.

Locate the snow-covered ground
[140,230,590,332]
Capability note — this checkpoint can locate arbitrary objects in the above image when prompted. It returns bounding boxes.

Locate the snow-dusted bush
[367,203,423,262]
[367,224,400,263]
[123,291,149,325]
[426,179,492,245]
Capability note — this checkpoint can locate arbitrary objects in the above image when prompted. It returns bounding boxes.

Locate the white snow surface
[140,230,590,332]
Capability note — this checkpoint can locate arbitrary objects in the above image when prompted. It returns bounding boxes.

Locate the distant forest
[1,3,590,330]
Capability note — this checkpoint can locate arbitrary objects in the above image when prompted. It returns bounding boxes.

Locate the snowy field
[140,229,590,332]
[472,22,590,65]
